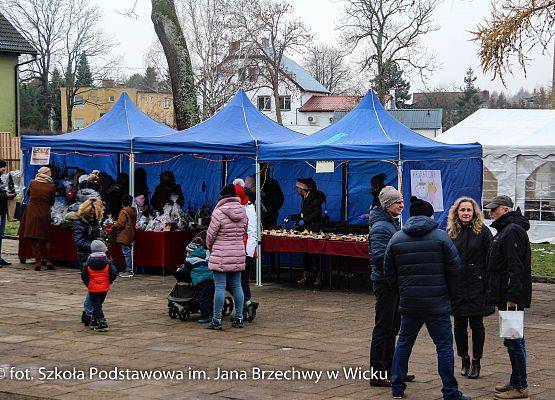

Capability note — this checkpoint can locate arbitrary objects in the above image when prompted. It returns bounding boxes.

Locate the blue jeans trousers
[392,313,461,400]
[213,271,244,321]
[505,338,527,389]
[0,212,6,255]
[121,244,133,273]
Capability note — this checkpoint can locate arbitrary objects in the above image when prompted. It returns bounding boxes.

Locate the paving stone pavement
[0,239,554,400]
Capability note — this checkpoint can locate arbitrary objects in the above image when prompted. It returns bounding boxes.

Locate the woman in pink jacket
[205,184,247,330]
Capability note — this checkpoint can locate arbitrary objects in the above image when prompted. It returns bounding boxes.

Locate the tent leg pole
[129,152,135,274]
[397,160,403,226]
[255,160,262,287]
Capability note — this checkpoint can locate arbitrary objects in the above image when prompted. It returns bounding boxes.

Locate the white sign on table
[410,169,444,211]
[30,147,51,165]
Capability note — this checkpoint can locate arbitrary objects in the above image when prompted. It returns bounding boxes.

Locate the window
[108,95,115,102]
[74,95,84,108]
[524,162,555,221]
[163,98,171,109]
[257,96,271,111]
[74,118,85,129]
[482,166,498,219]
[279,95,291,111]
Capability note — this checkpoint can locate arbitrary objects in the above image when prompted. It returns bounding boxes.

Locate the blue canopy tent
[259,90,483,227]
[20,92,178,195]
[134,89,305,284]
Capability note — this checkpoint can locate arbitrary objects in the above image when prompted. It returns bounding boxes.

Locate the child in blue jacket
[186,234,214,324]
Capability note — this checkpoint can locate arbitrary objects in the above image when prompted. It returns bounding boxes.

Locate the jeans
[121,244,133,273]
[0,213,6,255]
[196,280,215,318]
[213,271,244,321]
[83,292,93,316]
[504,338,527,389]
[392,314,461,400]
[89,292,107,319]
[370,281,400,378]
[454,316,485,359]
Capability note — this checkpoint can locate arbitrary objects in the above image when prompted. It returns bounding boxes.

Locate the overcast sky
[97,0,553,96]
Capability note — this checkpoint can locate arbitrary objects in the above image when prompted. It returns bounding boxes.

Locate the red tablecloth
[262,235,369,259]
[18,227,203,270]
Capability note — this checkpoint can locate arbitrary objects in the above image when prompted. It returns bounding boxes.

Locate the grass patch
[531,243,555,278]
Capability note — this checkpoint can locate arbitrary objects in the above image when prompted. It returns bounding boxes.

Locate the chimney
[101,79,115,88]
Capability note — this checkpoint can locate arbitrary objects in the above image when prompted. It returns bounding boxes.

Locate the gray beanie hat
[91,240,107,254]
[379,186,403,209]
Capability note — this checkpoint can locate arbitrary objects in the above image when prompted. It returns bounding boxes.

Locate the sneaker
[494,387,529,399]
[89,318,99,330]
[392,394,404,399]
[404,374,415,382]
[197,316,212,324]
[246,301,259,323]
[495,383,514,393]
[370,378,391,387]
[460,395,473,400]
[94,318,109,332]
[119,272,134,277]
[231,316,243,328]
[81,312,92,326]
[207,318,222,330]
[0,258,11,265]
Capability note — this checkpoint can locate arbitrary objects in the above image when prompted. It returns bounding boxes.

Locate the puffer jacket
[186,246,213,285]
[66,211,101,256]
[113,206,137,245]
[206,196,247,272]
[369,207,400,282]
[451,224,495,317]
[291,190,325,232]
[486,210,532,309]
[81,253,118,293]
[384,216,461,315]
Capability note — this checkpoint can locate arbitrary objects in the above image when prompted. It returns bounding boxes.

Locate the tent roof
[21,92,176,153]
[133,89,304,155]
[436,108,555,156]
[259,90,481,161]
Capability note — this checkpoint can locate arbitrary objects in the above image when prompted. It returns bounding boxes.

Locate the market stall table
[261,234,369,291]
[18,226,203,271]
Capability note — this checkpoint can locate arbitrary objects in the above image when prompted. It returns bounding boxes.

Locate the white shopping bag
[499,310,524,339]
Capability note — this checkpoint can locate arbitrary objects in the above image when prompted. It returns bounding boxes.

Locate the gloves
[298,219,305,227]
[358,213,369,220]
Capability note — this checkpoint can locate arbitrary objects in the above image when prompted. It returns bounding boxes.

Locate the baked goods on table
[262,229,367,242]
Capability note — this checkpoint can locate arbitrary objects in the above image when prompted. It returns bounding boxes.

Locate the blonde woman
[447,197,494,379]
[66,198,104,327]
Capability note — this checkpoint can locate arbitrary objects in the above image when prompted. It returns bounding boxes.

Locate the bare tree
[340,0,440,103]
[0,0,66,128]
[178,0,255,119]
[303,43,352,94]
[61,0,118,131]
[151,0,200,129]
[472,0,555,105]
[230,0,311,124]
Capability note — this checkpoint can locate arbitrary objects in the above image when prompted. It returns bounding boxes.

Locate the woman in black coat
[447,196,494,379]
[151,171,185,214]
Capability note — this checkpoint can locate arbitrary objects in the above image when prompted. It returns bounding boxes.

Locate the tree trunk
[65,88,73,131]
[271,74,283,125]
[151,0,199,129]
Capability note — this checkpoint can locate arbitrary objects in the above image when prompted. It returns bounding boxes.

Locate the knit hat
[379,186,403,209]
[38,166,51,176]
[409,196,434,217]
[220,183,236,198]
[91,240,107,254]
[296,178,312,191]
[234,184,249,205]
[0,159,7,168]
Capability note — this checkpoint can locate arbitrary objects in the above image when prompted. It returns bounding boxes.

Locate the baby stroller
[167,231,234,321]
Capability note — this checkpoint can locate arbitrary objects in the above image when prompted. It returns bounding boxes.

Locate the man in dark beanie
[0,159,16,266]
[383,196,470,400]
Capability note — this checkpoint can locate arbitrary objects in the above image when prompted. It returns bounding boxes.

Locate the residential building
[388,109,443,138]
[296,95,362,134]
[0,12,37,136]
[61,79,175,132]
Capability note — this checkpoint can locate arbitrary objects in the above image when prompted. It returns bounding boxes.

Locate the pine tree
[455,67,483,124]
[50,68,63,132]
[372,61,411,107]
[76,52,93,87]
[143,66,158,91]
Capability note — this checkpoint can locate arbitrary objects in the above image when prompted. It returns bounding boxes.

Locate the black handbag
[14,202,26,221]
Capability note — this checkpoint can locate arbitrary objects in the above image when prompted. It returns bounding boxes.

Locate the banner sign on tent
[410,169,444,211]
[316,161,334,173]
[30,147,51,165]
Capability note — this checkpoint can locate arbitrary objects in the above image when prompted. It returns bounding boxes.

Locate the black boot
[467,359,480,379]
[461,356,470,376]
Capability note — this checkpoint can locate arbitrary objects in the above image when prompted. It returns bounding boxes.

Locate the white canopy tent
[436,109,555,243]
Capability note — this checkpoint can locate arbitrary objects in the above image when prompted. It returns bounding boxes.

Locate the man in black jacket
[484,196,531,400]
[0,160,16,266]
[384,197,471,400]
[368,186,414,387]
[259,164,285,229]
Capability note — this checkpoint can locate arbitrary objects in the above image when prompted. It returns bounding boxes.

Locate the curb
[532,275,555,284]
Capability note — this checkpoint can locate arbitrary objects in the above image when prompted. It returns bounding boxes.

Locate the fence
[0,132,21,171]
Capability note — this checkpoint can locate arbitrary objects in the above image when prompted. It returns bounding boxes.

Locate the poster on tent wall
[30,147,51,165]
[410,170,444,211]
